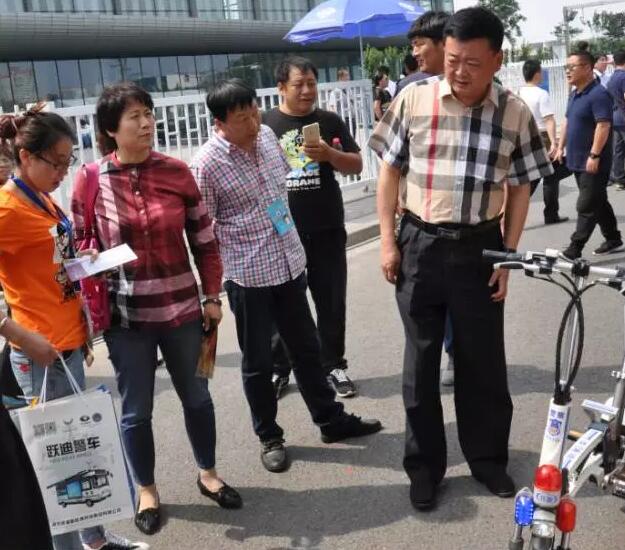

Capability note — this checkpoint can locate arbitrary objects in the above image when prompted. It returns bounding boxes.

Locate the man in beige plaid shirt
[369,6,553,511]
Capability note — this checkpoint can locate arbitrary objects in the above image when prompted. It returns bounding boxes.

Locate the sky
[453,0,625,44]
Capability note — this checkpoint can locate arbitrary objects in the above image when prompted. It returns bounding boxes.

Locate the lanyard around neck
[11,176,72,235]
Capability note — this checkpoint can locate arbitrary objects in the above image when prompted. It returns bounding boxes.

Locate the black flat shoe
[471,464,515,498]
[410,479,437,511]
[197,475,243,509]
[134,502,161,535]
[544,216,569,225]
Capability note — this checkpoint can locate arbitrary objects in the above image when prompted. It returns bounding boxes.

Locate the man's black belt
[405,212,502,240]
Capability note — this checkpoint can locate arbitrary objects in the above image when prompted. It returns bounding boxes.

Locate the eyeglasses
[564,63,588,72]
[34,153,77,171]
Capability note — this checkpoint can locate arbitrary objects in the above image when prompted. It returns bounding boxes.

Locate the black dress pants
[396,217,512,485]
[0,405,53,550]
[530,161,569,223]
[570,170,621,249]
[225,274,344,441]
[273,227,348,376]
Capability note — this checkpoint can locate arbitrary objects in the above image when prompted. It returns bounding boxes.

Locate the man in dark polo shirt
[555,48,622,259]
[370,7,552,510]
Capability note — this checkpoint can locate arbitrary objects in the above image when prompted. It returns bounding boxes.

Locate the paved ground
[87,177,625,549]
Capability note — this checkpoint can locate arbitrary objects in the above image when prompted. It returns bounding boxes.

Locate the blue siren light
[514,487,535,526]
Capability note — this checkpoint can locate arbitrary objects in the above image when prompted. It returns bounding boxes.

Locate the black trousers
[611,128,625,185]
[570,170,621,248]
[273,227,348,377]
[0,405,53,550]
[225,274,344,441]
[530,161,569,223]
[396,217,512,485]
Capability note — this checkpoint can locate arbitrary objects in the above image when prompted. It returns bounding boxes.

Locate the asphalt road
[87,177,625,550]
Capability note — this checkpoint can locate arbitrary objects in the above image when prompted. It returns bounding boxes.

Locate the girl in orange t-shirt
[0,106,147,550]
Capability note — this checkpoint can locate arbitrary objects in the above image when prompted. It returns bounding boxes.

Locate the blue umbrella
[285,0,424,74]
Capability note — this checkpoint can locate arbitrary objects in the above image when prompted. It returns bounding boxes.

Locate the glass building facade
[0,51,366,111]
[0,0,453,110]
[0,0,453,21]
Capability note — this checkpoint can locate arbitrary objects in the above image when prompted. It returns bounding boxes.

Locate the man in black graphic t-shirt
[262,56,362,398]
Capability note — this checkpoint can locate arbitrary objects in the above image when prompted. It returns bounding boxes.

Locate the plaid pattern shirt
[72,151,222,329]
[190,125,306,288]
[369,77,553,225]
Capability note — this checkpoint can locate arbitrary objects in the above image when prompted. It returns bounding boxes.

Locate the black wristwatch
[589,152,601,160]
[201,297,222,307]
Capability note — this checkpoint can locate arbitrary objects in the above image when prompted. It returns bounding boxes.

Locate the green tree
[591,11,625,42]
[478,0,526,48]
[552,9,582,43]
[363,45,409,80]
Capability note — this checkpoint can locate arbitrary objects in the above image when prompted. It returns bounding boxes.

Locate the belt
[405,212,502,240]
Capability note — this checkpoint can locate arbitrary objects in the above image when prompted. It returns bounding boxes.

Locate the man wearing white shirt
[378,66,397,97]
[594,53,611,87]
[519,59,569,224]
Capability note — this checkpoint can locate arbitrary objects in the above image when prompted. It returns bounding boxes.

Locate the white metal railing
[50,80,378,210]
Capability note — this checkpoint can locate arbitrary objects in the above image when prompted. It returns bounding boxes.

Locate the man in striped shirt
[191,79,382,474]
[369,7,553,510]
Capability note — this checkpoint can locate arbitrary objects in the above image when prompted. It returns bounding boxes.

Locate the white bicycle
[483,248,625,550]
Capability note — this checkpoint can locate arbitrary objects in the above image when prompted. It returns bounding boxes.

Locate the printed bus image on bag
[48,468,113,508]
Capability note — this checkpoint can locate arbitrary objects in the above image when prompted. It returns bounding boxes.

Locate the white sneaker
[441,355,454,387]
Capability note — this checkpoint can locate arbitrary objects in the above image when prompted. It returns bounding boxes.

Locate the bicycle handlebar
[482,249,625,281]
[481,250,524,263]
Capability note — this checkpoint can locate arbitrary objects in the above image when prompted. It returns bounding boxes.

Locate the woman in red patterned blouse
[72,83,242,537]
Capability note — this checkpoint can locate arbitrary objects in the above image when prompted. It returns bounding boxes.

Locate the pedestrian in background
[377,65,397,97]
[370,7,552,510]
[190,79,381,475]
[373,70,392,121]
[73,82,242,538]
[607,51,625,189]
[555,46,622,259]
[395,53,426,97]
[519,59,569,225]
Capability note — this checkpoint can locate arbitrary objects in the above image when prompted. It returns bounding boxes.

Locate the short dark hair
[522,59,542,82]
[377,65,390,76]
[571,40,595,66]
[403,54,419,74]
[206,78,257,122]
[614,50,625,66]
[0,102,75,166]
[407,11,451,43]
[96,82,154,155]
[275,56,318,85]
[443,6,504,52]
[373,71,386,87]
[570,50,594,67]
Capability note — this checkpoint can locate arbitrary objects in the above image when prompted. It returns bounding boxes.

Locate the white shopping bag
[11,355,134,536]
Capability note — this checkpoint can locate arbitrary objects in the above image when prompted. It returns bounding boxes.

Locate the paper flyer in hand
[63,244,137,282]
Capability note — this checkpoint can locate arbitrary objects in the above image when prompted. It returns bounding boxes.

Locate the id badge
[266,198,294,236]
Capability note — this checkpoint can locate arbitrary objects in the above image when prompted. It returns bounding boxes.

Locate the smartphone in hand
[302,122,320,146]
